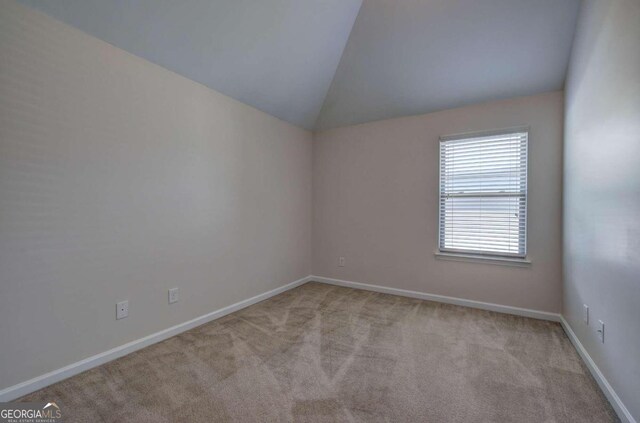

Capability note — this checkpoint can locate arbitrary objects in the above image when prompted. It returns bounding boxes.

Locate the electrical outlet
[583,304,589,324]
[338,257,346,267]
[116,300,129,320]
[168,287,179,304]
[597,320,605,343]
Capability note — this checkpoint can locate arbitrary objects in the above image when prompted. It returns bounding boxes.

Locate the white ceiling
[316,0,582,130]
[18,0,581,131]
[18,0,362,130]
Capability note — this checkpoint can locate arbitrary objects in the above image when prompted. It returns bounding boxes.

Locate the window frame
[437,127,530,260]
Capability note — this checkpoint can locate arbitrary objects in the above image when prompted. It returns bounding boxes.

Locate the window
[439,129,528,258]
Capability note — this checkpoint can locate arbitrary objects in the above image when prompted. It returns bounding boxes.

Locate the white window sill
[434,251,531,267]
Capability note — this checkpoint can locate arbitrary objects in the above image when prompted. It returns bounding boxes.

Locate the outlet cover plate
[583,304,589,324]
[597,320,605,343]
[116,300,129,320]
[169,288,179,304]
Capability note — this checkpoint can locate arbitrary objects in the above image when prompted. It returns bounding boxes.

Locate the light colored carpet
[21,282,618,422]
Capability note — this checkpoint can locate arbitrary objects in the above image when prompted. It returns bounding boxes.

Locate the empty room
[0,0,638,421]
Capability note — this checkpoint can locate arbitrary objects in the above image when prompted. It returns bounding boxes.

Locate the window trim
[434,250,531,267]
[437,126,530,260]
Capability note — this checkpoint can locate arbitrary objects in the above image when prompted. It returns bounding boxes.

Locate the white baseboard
[0,275,312,402]
[311,276,634,422]
[560,316,636,423]
[4,274,633,423]
[311,275,561,322]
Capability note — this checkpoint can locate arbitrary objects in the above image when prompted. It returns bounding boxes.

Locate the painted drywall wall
[313,92,563,313]
[0,0,312,391]
[563,0,640,419]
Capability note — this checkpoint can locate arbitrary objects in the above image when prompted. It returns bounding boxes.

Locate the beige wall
[313,92,564,313]
[563,0,640,419]
[0,1,312,391]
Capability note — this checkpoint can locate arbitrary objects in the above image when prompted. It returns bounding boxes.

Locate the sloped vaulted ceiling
[17,0,363,130]
[316,0,582,130]
[17,0,581,131]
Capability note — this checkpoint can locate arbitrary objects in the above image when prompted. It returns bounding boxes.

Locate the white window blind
[439,129,528,257]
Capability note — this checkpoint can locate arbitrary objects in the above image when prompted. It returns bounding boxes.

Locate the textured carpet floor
[22,282,618,422]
